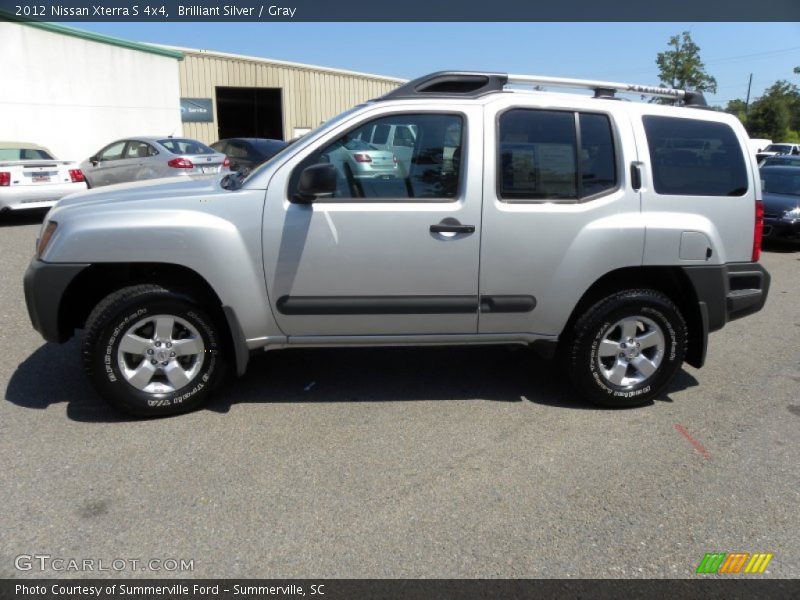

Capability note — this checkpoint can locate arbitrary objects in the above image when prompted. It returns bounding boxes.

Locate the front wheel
[82,285,225,416]
[566,289,687,408]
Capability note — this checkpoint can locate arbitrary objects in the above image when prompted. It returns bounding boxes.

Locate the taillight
[168,158,194,169]
[392,155,398,163]
[0,172,10,186]
[752,200,764,262]
[223,157,231,168]
[69,169,85,183]
[353,153,372,163]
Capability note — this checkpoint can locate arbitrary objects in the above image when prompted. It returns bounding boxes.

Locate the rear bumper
[0,183,87,210]
[683,262,771,333]
[24,258,88,342]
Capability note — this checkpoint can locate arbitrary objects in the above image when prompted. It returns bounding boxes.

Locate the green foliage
[744,80,800,140]
[656,32,718,94]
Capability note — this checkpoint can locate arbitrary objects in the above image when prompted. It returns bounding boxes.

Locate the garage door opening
[215,87,284,140]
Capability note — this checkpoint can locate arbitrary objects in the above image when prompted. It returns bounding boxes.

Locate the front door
[262,107,483,337]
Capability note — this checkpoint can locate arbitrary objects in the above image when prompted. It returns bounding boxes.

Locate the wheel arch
[60,262,249,376]
[558,266,706,368]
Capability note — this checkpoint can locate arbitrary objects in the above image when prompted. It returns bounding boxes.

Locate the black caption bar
[1,0,800,21]
[1,580,799,600]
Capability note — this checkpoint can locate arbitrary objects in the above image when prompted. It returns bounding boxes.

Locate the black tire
[566,289,687,408]
[82,284,225,417]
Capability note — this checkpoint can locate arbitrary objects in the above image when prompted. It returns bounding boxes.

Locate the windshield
[0,147,54,160]
[761,171,800,196]
[764,144,792,153]
[242,105,364,186]
[158,138,216,155]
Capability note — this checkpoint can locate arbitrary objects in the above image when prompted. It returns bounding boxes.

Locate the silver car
[80,137,230,188]
[25,70,771,417]
[324,138,399,180]
[0,142,87,213]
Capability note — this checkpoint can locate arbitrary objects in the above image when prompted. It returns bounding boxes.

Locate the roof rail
[380,71,707,107]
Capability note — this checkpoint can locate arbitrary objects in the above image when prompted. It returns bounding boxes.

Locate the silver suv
[24,71,770,416]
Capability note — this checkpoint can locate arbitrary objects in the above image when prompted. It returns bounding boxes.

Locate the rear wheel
[82,285,225,417]
[566,289,686,408]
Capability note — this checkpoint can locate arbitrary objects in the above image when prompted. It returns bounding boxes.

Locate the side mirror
[293,163,337,203]
[90,156,99,166]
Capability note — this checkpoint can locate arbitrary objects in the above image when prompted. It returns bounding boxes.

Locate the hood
[56,175,226,209]
[762,192,800,214]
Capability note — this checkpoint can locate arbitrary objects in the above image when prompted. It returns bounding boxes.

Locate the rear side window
[498,109,617,201]
[643,116,748,196]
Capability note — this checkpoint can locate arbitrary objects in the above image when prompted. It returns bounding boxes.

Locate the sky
[73,22,800,108]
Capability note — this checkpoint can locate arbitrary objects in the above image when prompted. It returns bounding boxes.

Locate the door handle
[630,162,643,191]
[430,222,475,234]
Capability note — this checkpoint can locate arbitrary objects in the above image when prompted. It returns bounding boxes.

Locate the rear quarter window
[643,116,748,196]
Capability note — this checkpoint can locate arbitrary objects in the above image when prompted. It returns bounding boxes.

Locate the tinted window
[643,116,748,196]
[371,124,390,145]
[761,170,800,196]
[289,113,463,201]
[250,139,288,158]
[0,147,53,160]
[158,138,216,155]
[579,113,617,197]
[499,110,617,201]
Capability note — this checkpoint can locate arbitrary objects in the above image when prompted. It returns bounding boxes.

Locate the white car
[0,142,87,213]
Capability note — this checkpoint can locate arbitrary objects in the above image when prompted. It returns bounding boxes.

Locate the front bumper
[24,258,88,342]
[763,218,800,241]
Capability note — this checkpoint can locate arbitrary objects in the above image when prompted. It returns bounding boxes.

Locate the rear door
[479,98,643,336]
[262,105,483,337]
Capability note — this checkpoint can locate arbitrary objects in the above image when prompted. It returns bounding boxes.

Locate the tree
[655,32,718,96]
[745,80,800,141]
[724,99,748,122]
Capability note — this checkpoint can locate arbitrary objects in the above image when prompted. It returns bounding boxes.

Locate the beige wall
[178,52,403,144]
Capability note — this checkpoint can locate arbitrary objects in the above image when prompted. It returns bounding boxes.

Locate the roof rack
[380,71,708,107]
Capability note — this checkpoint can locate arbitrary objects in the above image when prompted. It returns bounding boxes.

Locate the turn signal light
[168,158,194,169]
[37,221,58,259]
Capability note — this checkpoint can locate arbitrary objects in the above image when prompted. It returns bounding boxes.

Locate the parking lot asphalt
[1,210,798,579]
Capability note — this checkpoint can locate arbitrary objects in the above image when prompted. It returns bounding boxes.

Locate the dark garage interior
[215,86,284,140]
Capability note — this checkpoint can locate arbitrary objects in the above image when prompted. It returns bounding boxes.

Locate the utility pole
[745,73,753,114]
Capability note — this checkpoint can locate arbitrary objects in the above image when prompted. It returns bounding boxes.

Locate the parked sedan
[80,137,230,188]
[210,138,288,175]
[761,165,800,242]
[756,143,800,164]
[325,138,398,180]
[0,142,87,213]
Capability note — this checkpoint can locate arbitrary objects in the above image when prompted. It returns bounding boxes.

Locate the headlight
[36,221,58,259]
[781,207,800,222]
